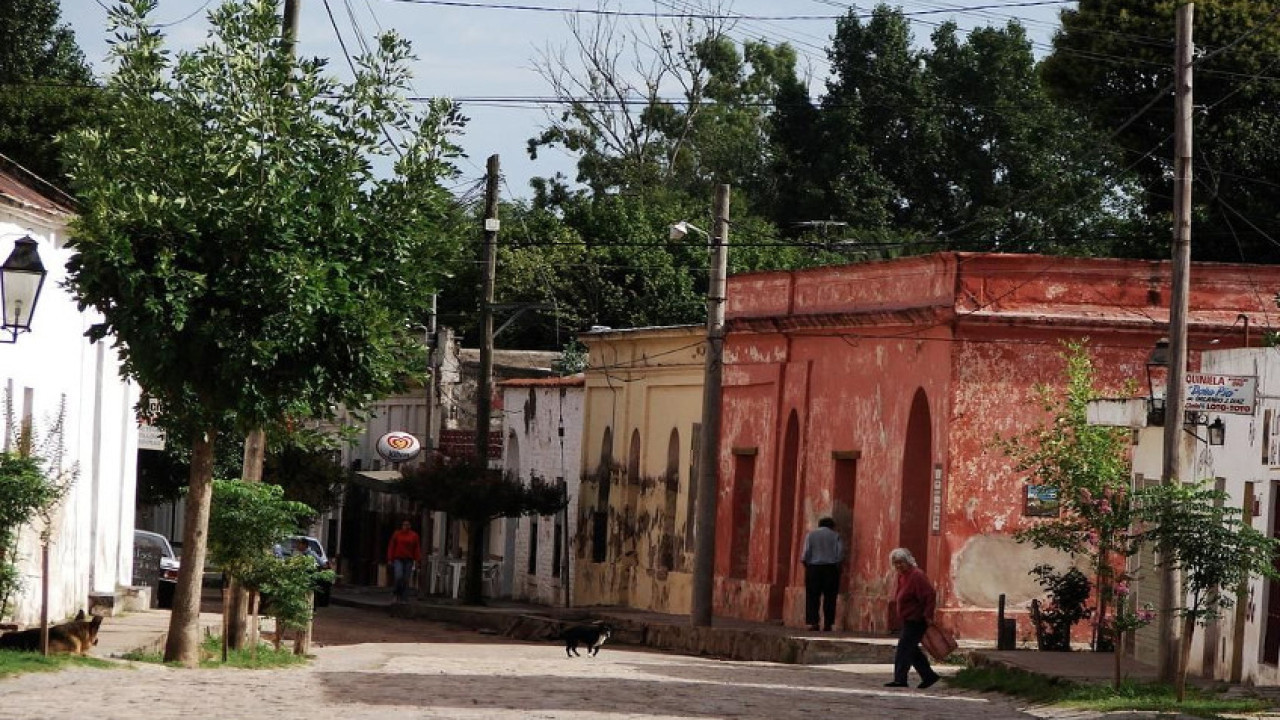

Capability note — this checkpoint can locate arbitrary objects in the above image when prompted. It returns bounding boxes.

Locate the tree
[775,6,1136,254]
[0,0,104,184]
[1136,480,1279,701]
[398,457,566,605]
[1042,0,1280,262]
[0,394,72,621]
[62,0,464,665]
[998,340,1138,651]
[206,480,330,655]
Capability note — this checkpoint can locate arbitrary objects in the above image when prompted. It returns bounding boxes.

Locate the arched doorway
[899,389,932,571]
[770,410,801,620]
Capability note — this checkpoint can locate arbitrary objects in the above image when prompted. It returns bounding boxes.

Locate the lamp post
[1,236,47,343]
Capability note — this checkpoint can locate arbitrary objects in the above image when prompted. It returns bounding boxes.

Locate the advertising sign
[1184,373,1256,415]
[376,431,422,463]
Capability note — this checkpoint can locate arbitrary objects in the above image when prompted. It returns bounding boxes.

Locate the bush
[1030,563,1092,651]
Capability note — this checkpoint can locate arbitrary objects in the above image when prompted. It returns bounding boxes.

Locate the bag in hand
[921,624,958,661]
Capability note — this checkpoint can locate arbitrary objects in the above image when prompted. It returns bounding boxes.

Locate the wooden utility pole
[282,0,301,59]
[692,184,730,627]
[1158,0,1194,684]
[477,154,499,462]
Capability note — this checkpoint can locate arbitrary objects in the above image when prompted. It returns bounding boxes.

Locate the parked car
[133,529,179,609]
[277,535,333,607]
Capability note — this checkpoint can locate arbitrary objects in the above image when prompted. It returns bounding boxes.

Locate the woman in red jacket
[387,519,421,603]
[886,547,941,689]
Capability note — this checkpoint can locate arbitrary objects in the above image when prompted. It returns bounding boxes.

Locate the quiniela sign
[1183,373,1256,415]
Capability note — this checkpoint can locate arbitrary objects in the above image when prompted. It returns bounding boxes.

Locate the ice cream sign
[376,431,422,462]
[1183,373,1256,415]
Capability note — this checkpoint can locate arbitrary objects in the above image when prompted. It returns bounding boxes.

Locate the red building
[716,252,1280,638]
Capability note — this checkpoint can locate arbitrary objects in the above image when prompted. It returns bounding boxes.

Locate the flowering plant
[1111,582,1155,635]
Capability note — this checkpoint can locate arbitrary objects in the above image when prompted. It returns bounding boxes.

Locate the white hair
[889,547,917,567]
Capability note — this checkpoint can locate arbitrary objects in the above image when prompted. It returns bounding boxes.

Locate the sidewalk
[91,609,222,659]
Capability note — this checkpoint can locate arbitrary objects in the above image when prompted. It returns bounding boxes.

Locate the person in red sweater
[885,547,941,689]
[387,519,421,603]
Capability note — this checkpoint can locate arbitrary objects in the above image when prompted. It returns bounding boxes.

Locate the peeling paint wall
[501,380,583,606]
[721,252,1280,640]
[575,327,705,612]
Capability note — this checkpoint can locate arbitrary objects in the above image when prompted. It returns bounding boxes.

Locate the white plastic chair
[481,561,501,597]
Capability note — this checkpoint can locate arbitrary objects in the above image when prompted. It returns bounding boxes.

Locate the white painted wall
[502,381,583,606]
[1,211,138,626]
[1129,348,1280,685]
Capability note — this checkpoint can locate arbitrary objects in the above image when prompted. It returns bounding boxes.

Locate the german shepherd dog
[562,623,611,657]
[0,610,103,655]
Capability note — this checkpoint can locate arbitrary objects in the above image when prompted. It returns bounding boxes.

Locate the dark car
[134,529,179,608]
[278,535,333,607]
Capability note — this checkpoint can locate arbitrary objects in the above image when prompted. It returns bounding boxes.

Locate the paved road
[0,605,1041,720]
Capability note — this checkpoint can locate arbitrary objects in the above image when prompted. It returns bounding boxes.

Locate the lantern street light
[1,236,47,343]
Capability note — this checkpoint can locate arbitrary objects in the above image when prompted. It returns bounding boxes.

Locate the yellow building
[576,325,705,612]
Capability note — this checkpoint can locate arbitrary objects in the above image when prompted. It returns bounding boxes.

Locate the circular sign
[375,431,422,462]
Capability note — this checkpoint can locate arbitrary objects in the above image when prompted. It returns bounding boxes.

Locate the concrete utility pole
[1158,0,1194,684]
[282,0,301,59]
[692,184,730,627]
[476,155,500,461]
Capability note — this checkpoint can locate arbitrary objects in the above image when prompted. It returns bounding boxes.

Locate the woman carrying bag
[885,547,942,689]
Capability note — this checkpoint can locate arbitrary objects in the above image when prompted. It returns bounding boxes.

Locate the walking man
[387,519,421,603]
[800,517,843,631]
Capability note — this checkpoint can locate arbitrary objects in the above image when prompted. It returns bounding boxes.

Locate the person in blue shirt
[801,517,844,631]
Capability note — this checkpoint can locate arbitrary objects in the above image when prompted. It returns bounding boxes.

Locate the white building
[0,161,140,625]
[499,375,583,606]
[1098,347,1280,686]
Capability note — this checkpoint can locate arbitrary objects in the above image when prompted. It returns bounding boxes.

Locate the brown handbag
[921,624,958,661]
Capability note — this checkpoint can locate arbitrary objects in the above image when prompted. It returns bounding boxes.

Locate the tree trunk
[227,427,267,649]
[463,517,487,605]
[164,428,218,666]
[1176,614,1195,702]
[293,591,313,655]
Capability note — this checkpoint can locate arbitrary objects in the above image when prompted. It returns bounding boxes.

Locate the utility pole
[1158,0,1194,684]
[282,0,301,59]
[692,184,730,627]
[477,154,499,461]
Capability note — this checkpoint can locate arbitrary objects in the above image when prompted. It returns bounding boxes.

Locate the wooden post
[1158,0,1194,684]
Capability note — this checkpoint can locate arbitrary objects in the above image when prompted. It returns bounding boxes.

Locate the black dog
[562,623,612,657]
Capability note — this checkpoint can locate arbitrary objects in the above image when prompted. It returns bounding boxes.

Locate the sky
[57,0,1073,199]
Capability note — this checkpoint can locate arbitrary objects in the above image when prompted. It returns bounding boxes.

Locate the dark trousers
[804,563,840,629]
[894,620,938,684]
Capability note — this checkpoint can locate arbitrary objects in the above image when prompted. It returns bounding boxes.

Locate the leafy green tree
[998,341,1137,650]
[1136,480,1279,701]
[0,453,63,619]
[206,480,330,654]
[62,0,464,665]
[0,0,104,184]
[776,6,1134,253]
[398,458,566,605]
[1042,0,1280,262]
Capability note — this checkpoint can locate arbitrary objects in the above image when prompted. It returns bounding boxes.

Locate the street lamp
[1145,338,1169,426]
[669,221,708,242]
[1,236,47,344]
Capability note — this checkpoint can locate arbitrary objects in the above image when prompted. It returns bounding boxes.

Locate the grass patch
[951,665,1271,718]
[122,636,308,670]
[0,649,116,678]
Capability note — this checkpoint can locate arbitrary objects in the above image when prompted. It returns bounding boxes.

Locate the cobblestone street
[0,605,1040,720]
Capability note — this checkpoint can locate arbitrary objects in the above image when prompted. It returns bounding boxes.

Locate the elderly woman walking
[885,547,941,689]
